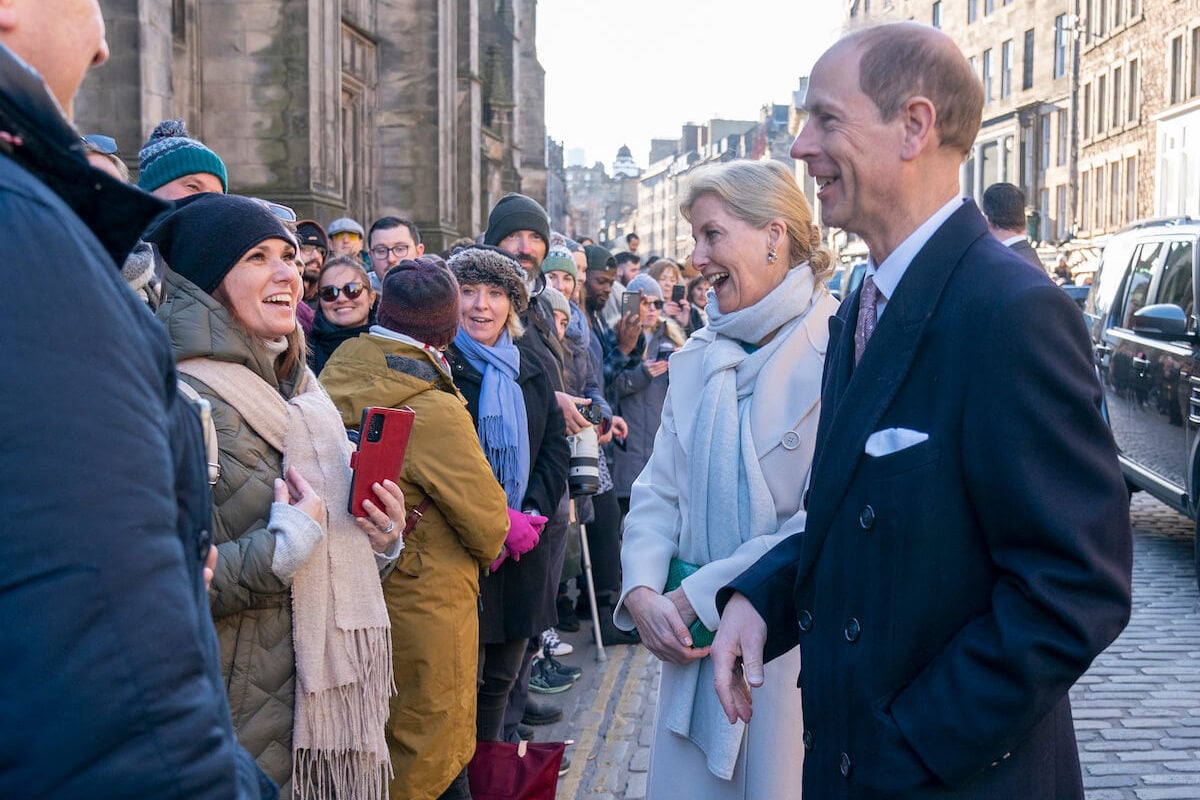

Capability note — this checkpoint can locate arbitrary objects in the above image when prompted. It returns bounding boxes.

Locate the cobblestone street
[544,493,1200,799]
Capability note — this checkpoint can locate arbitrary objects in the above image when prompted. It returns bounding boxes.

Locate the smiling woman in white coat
[614,159,839,800]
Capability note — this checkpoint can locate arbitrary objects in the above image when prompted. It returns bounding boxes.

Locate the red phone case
[348,406,415,517]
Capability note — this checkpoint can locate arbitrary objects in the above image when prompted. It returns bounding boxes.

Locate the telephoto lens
[567,425,600,496]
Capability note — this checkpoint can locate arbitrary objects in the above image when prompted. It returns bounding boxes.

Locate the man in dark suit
[983,182,1043,267]
[711,22,1132,799]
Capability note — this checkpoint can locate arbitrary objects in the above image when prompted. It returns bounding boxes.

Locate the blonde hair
[680,159,833,282]
[647,258,681,286]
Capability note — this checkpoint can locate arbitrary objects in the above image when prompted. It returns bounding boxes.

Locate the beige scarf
[178,358,394,800]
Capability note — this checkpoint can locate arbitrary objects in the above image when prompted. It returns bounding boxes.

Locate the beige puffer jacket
[159,270,305,794]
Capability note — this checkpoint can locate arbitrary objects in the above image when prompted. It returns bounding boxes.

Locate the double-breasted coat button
[798,610,814,633]
[781,431,801,450]
[840,752,853,778]
[802,730,813,751]
[858,505,876,530]
[844,618,861,642]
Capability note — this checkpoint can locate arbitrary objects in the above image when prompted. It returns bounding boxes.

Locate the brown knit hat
[376,257,461,348]
[447,245,529,313]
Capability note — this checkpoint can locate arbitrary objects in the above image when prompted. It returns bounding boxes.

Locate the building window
[1082,82,1092,139]
[1110,165,1121,226]
[1096,74,1107,133]
[1192,27,1200,98]
[1128,59,1138,123]
[985,0,994,15]
[1094,166,1105,230]
[1126,156,1137,221]
[1081,172,1090,232]
[1112,65,1123,128]
[932,1,941,28]
[1114,0,1124,27]
[1170,35,1184,104]
[1040,112,1051,171]
[968,0,977,24]
[1096,0,1107,37]
[1001,40,1013,98]
[1054,16,1068,79]
[1023,30,1035,90]
[1130,0,1140,17]
[1057,109,1069,166]
[983,48,993,104]
[1056,185,1068,239]
[970,55,979,80]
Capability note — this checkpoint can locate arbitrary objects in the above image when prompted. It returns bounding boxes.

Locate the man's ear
[898,95,938,161]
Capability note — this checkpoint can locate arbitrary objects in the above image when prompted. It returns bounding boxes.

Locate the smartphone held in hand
[348,406,415,516]
[621,289,642,320]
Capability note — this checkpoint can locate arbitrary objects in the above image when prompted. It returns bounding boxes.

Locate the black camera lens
[366,413,384,442]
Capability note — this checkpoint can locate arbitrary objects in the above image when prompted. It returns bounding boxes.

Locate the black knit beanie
[376,257,462,349]
[447,245,530,313]
[483,193,551,248]
[144,193,296,294]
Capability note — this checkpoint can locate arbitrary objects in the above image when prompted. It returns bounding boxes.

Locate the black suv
[1085,219,1200,584]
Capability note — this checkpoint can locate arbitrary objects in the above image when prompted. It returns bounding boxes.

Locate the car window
[1156,239,1194,321]
[1119,242,1164,328]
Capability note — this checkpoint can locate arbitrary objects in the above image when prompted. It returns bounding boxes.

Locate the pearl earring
[767,247,778,264]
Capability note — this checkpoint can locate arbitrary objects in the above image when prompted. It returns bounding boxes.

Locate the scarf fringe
[480,414,522,506]
[291,626,394,799]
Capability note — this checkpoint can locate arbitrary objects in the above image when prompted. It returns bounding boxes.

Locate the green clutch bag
[664,557,716,648]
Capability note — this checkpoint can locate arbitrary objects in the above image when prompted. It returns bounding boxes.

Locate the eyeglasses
[248,197,298,223]
[299,244,326,256]
[370,244,411,260]
[83,134,118,154]
[318,282,368,302]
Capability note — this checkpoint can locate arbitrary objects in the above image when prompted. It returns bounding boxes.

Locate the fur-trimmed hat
[376,257,461,349]
[483,193,550,248]
[137,120,228,193]
[447,245,530,314]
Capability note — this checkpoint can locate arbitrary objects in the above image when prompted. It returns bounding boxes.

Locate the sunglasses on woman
[318,282,367,301]
[642,299,665,310]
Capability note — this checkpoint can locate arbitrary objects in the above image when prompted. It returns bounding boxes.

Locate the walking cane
[573,498,607,662]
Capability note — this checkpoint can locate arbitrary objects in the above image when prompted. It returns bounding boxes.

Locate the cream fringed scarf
[177,358,394,800]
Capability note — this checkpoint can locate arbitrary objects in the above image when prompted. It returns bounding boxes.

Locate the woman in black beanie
[150,193,405,797]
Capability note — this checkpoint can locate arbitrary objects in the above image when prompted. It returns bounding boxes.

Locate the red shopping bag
[467,739,566,800]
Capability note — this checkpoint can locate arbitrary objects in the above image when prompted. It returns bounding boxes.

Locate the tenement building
[75,0,547,252]
[847,0,1200,245]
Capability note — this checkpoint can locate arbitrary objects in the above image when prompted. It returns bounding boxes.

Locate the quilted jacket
[159,270,306,794]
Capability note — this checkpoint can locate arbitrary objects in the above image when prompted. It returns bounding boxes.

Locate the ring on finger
[380,520,396,534]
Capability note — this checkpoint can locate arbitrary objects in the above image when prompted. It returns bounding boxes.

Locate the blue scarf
[453,327,530,508]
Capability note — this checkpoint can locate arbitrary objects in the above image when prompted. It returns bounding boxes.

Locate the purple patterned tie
[854,274,878,364]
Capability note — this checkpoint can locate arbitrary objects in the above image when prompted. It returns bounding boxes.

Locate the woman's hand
[355,479,406,553]
[624,586,710,665]
[645,360,669,378]
[664,298,690,325]
[277,465,326,525]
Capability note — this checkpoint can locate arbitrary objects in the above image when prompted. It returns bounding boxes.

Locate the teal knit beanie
[540,246,578,280]
[137,120,228,193]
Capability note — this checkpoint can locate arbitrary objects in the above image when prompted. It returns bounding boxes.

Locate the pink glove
[489,510,548,573]
[505,508,547,560]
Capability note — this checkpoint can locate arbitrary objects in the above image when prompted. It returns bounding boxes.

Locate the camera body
[577,402,603,426]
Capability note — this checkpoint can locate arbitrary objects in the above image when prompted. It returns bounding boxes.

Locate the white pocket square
[865,428,929,457]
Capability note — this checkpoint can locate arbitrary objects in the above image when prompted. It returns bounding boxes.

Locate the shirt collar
[867,196,968,307]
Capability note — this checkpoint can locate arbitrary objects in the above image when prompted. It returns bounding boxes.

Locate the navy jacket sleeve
[0,178,271,798]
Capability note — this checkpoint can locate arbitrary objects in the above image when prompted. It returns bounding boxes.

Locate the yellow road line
[559,646,630,799]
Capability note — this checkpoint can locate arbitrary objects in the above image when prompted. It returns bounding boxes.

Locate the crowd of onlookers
[76,108,715,798]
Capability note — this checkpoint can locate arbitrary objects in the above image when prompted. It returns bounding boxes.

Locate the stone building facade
[75,0,547,252]
[845,0,1200,245]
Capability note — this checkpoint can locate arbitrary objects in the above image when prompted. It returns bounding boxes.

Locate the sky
[536,0,847,170]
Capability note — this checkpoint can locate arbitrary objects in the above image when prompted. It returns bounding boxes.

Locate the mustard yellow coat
[320,334,509,800]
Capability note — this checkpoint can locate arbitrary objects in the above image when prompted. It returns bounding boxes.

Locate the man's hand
[556,392,592,435]
[615,312,641,355]
[624,586,709,665]
[711,592,767,725]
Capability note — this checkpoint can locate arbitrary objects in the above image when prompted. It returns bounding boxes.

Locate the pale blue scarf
[664,265,818,780]
[453,327,530,508]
